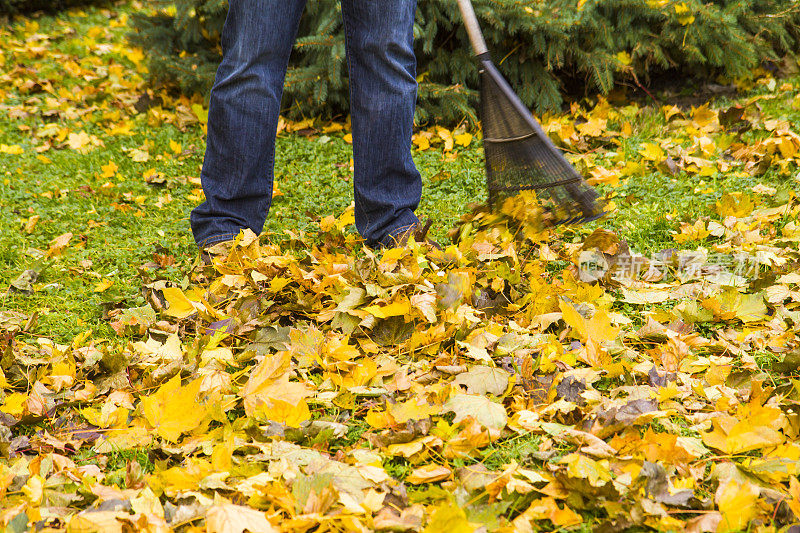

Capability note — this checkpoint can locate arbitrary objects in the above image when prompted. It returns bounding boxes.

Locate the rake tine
[456,0,605,228]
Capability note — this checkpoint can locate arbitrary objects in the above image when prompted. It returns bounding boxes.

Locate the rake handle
[456,0,489,56]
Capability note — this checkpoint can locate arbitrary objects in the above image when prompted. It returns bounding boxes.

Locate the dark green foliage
[0,0,107,16]
[129,0,800,125]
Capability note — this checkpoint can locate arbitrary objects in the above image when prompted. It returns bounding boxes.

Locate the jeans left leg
[190,0,307,248]
[340,0,422,247]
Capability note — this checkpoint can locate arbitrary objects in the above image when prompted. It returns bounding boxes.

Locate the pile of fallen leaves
[2,186,800,532]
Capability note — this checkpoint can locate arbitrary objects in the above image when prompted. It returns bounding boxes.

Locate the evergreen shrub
[1,0,108,16]
[129,0,800,124]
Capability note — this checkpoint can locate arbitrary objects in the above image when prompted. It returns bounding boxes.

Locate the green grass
[479,433,543,471]
[0,3,799,346]
[0,6,487,342]
[73,446,155,488]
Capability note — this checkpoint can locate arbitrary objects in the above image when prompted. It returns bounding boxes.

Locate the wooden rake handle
[456,0,489,56]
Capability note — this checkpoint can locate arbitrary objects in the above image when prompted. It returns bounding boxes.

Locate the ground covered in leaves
[2,3,800,533]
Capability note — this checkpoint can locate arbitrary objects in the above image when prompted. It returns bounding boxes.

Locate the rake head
[479,57,604,225]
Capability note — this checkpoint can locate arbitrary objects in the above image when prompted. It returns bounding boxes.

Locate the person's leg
[340,0,422,247]
[191,0,306,248]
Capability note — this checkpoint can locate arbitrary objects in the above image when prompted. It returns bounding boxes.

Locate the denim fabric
[190,0,422,248]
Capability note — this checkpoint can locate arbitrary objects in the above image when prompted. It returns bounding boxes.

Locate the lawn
[1,3,800,532]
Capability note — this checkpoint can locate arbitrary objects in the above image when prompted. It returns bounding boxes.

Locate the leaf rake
[456,0,605,225]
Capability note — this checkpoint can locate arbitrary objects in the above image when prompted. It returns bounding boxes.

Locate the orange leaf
[406,464,451,484]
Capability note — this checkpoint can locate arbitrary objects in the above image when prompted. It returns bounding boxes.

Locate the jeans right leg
[340,0,422,247]
[190,0,306,248]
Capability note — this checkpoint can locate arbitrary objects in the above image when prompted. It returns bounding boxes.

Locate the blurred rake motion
[457,0,605,225]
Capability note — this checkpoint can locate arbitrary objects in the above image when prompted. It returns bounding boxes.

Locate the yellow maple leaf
[162,287,198,318]
[715,192,755,218]
[363,299,411,318]
[777,137,797,158]
[67,131,92,151]
[716,480,760,532]
[366,409,392,429]
[638,142,664,162]
[24,215,39,234]
[93,279,114,293]
[206,495,277,533]
[387,397,439,424]
[577,117,606,137]
[702,403,785,454]
[255,396,310,428]
[269,276,291,292]
[286,117,313,132]
[129,148,150,162]
[454,131,472,147]
[319,203,354,232]
[412,133,430,151]
[560,302,619,367]
[586,166,620,187]
[240,352,311,427]
[106,120,135,136]
[560,453,612,487]
[782,221,800,239]
[514,497,582,528]
[0,144,24,155]
[560,302,619,345]
[436,127,454,151]
[322,122,344,133]
[100,160,118,178]
[672,219,710,243]
[47,232,73,256]
[693,135,716,156]
[380,246,408,265]
[125,47,145,65]
[153,458,213,494]
[691,104,717,128]
[423,502,473,533]
[140,375,209,442]
[169,139,182,154]
[1,392,27,417]
[662,105,682,121]
[789,477,800,520]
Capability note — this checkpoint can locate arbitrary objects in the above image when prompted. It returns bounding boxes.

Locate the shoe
[199,239,234,267]
[384,219,442,250]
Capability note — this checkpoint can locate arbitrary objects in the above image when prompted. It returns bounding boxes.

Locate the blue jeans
[190,0,422,248]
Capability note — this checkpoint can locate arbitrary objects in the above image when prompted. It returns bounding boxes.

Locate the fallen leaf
[140,375,209,442]
[444,394,507,432]
[406,464,452,484]
[453,366,509,396]
[206,496,276,533]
